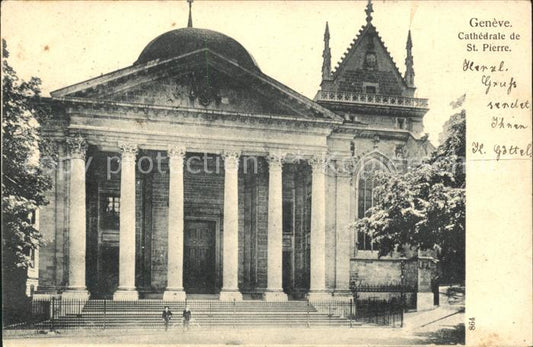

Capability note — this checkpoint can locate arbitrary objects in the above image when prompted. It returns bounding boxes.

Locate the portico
[62,127,333,301]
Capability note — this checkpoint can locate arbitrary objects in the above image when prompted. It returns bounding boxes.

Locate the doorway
[183,220,217,294]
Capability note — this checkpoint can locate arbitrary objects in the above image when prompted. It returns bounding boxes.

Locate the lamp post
[400,260,406,328]
[400,260,405,311]
[349,277,362,322]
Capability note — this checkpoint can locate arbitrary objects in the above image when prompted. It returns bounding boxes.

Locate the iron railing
[351,284,417,293]
[312,299,404,328]
[7,297,404,330]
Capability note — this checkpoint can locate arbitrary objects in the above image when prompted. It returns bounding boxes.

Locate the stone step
[82,302,312,306]
[81,302,318,313]
[36,319,355,328]
[70,312,330,316]
[53,320,346,323]
[57,315,344,320]
[40,300,360,329]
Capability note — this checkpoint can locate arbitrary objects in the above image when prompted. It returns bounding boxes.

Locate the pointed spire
[365,0,374,24]
[187,0,194,28]
[321,22,332,82]
[404,30,415,88]
[406,30,413,50]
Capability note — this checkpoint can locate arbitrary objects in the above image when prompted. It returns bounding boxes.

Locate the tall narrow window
[29,249,35,268]
[283,200,294,234]
[357,159,388,250]
[102,195,120,230]
[28,210,37,225]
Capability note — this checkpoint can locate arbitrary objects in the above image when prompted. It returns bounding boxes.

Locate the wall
[350,257,419,306]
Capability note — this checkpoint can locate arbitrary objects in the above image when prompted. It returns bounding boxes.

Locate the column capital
[222,151,241,171]
[309,153,330,173]
[283,149,308,165]
[336,157,357,177]
[66,134,87,160]
[168,145,186,160]
[266,151,286,170]
[118,142,138,161]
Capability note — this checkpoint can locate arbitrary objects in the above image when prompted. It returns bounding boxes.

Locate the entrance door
[183,220,216,294]
[97,245,119,298]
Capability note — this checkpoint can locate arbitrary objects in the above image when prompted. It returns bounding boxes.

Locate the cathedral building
[35,1,436,308]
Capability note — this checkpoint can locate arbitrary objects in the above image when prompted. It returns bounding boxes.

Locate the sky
[0,1,524,144]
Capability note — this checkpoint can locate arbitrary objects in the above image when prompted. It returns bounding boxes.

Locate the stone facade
[33,2,437,309]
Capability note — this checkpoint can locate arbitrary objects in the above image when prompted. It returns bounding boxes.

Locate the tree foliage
[353,110,466,284]
[2,39,52,324]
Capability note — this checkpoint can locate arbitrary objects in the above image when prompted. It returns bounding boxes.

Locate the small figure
[161,306,172,331]
[182,305,192,331]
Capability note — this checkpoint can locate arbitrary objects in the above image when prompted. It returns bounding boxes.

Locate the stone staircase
[38,300,355,329]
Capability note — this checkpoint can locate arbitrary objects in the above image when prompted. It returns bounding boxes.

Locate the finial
[406,30,412,50]
[365,0,374,24]
[321,21,332,82]
[404,30,415,88]
[187,0,194,28]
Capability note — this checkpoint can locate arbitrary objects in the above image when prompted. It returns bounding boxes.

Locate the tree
[2,39,52,325]
[352,110,466,285]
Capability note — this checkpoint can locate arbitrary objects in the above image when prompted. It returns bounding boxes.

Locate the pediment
[102,69,294,116]
[51,49,342,122]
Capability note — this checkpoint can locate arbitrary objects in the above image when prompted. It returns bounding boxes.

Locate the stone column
[114,143,139,300]
[163,146,187,301]
[219,151,242,301]
[308,154,331,300]
[263,152,288,301]
[334,161,353,295]
[63,134,89,300]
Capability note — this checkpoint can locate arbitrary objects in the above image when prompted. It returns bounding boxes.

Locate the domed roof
[135,28,259,71]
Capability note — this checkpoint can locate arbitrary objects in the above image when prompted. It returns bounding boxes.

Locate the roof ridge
[372,27,407,87]
[331,24,367,78]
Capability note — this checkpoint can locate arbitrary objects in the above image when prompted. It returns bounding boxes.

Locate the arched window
[357,158,389,251]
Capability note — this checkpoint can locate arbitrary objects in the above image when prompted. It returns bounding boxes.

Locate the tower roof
[331,24,406,88]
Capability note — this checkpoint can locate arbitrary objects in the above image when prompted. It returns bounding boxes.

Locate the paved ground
[3,305,465,346]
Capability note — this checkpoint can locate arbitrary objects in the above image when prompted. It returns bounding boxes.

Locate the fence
[311,299,404,328]
[349,284,418,310]
[8,297,404,330]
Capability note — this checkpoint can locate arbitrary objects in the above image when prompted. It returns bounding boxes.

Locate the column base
[417,292,435,311]
[219,290,242,301]
[113,289,139,301]
[263,290,288,302]
[163,289,187,301]
[307,291,332,301]
[62,289,90,301]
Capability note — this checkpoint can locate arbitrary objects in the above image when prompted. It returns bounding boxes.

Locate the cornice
[54,96,341,131]
[333,125,420,142]
[316,100,428,118]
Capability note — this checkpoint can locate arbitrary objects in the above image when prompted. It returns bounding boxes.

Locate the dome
[135,28,259,71]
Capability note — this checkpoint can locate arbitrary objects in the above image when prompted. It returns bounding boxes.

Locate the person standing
[182,305,192,331]
[162,306,172,331]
